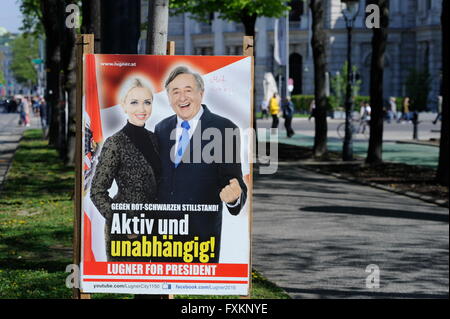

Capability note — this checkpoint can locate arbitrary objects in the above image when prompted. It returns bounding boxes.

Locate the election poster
[80,54,252,295]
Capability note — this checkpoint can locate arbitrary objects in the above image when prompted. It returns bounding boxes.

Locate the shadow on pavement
[300,205,449,223]
[281,287,449,299]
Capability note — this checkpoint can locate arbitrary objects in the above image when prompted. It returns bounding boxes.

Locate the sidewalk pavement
[0,113,40,187]
[252,162,449,299]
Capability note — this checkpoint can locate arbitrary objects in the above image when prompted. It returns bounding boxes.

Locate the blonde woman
[90,78,160,261]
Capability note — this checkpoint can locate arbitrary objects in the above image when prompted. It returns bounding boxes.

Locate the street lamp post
[341,0,360,161]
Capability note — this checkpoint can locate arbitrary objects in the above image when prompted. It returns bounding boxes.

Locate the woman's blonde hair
[119,77,153,106]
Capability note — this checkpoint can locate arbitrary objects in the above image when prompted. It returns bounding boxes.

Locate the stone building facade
[140,0,442,111]
[0,28,20,96]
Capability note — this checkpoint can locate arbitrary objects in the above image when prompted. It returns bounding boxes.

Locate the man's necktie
[174,120,190,167]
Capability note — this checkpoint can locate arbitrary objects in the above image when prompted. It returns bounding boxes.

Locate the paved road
[258,113,441,141]
[258,116,441,168]
[252,163,449,299]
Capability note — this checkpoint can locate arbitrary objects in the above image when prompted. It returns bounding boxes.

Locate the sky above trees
[0,0,23,33]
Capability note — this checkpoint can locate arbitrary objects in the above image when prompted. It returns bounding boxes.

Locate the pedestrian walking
[32,96,40,115]
[23,97,31,127]
[308,99,316,121]
[39,97,48,136]
[433,96,442,125]
[269,93,280,129]
[282,96,295,138]
[359,101,365,119]
[16,96,26,126]
[260,99,269,119]
[398,97,411,123]
[360,101,371,122]
[387,97,397,123]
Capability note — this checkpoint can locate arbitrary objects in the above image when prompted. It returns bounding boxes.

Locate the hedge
[290,95,406,113]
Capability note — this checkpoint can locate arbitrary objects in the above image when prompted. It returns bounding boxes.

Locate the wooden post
[167,41,175,55]
[73,34,94,299]
[242,35,254,299]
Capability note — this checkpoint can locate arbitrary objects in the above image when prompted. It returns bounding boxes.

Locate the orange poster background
[94,54,247,109]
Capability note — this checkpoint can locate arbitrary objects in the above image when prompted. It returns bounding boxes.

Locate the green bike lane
[260,131,439,168]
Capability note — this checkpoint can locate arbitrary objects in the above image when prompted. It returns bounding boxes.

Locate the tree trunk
[100,0,140,54]
[44,35,61,147]
[40,0,64,149]
[310,0,328,158]
[366,0,389,164]
[436,0,449,186]
[62,20,77,166]
[146,0,169,54]
[82,0,101,53]
[241,13,257,37]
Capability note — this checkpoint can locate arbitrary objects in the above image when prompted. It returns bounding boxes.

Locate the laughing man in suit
[155,66,247,263]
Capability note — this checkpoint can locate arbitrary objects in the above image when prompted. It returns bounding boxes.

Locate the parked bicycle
[337,119,370,140]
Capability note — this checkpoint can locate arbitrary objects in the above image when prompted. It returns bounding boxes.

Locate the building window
[199,23,212,33]
[226,45,242,55]
[234,24,245,32]
[194,47,213,55]
[389,0,401,13]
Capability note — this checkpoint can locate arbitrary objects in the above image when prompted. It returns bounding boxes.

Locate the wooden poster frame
[73,34,93,299]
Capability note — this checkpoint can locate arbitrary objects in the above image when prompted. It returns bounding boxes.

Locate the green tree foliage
[169,0,289,35]
[0,71,5,85]
[330,61,362,109]
[0,52,5,85]
[18,0,44,36]
[10,34,38,85]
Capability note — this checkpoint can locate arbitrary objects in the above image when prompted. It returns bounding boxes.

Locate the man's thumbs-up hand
[219,178,242,204]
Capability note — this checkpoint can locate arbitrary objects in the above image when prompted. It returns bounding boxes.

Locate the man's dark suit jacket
[155,105,247,263]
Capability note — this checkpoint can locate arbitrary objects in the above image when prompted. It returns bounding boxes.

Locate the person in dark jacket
[282,96,295,138]
[155,66,247,263]
[90,78,160,262]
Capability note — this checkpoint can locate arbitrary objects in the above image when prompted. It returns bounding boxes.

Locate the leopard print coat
[90,127,159,261]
